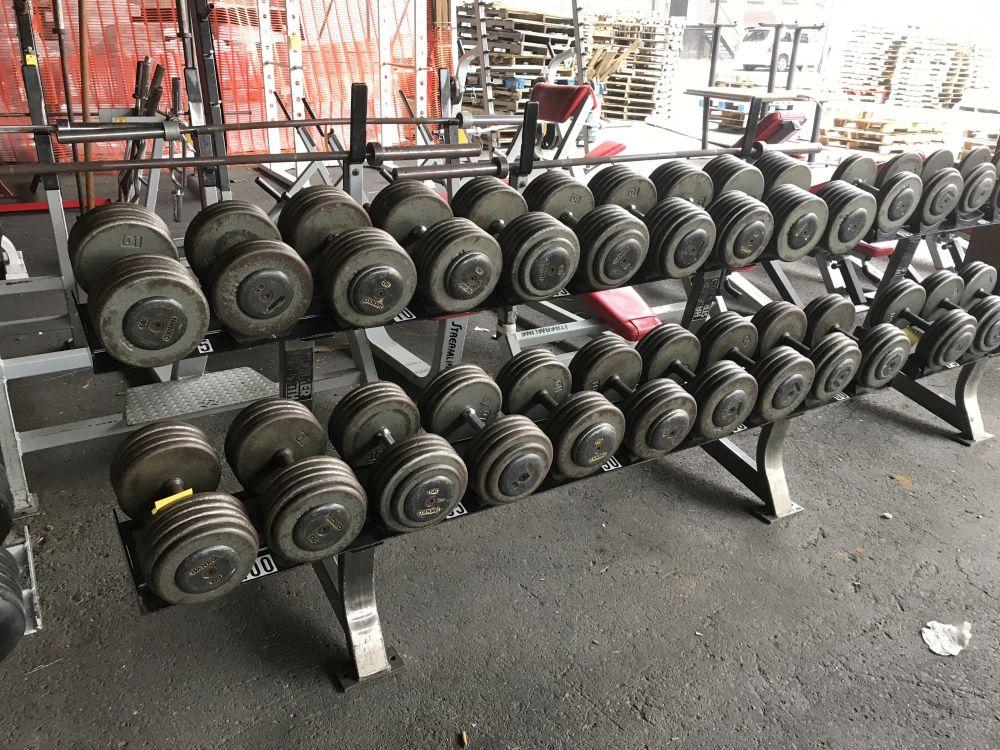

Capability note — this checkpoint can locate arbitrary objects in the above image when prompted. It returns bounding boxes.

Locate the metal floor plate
[125,367,278,425]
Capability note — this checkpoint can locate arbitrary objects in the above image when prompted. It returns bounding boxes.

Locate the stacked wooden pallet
[885,36,971,109]
[590,15,682,122]
[457,2,578,116]
[818,111,945,155]
[961,128,999,158]
[834,26,903,103]
[834,26,973,109]
[959,43,1000,113]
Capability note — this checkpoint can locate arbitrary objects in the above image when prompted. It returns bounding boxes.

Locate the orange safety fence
[0,0,449,165]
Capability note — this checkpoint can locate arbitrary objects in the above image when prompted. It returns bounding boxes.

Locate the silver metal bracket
[313,546,404,692]
[892,359,993,446]
[700,420,804,522]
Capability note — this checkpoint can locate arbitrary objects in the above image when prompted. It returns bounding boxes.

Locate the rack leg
[313,546,403,691]
[891,359,993,446]
[701,420,803,523]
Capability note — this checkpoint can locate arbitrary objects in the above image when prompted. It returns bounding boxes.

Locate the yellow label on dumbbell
[458,129,469,144]
[290,33,301,52]
[25,53,37,67]
[151,488,194,516]
[903,326,920,346]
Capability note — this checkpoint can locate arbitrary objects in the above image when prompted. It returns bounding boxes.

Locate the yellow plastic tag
[151,488,193,515]
[903,326,919,345]
[289,33,301,53]
[24,53,37,67]
[457,129,469,144]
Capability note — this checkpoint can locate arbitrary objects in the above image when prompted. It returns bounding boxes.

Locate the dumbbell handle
[668,361,698,383]
[159,477,185,497]
[558,211,587,228]
[725,349,757,369]
[532,388,562,412]
[898,307,933,331]
[375,426,397,448]
[485,218,509,235]
[776,334,812,357]
[460,407,487,432]
[606,374,636,398]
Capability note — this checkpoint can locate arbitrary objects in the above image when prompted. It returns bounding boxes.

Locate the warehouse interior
[0,0,998,747]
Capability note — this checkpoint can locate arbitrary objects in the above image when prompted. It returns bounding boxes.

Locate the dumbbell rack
[722,197,1000,446]
[109,333,1000,690]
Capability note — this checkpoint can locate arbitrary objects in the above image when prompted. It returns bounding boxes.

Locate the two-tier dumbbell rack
[8,59,1000,686]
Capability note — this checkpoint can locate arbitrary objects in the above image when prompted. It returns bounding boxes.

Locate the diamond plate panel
[125,367,278,425]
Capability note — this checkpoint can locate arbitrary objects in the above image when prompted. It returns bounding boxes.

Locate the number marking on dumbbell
[832,392,851,402]
[196,339,214,355]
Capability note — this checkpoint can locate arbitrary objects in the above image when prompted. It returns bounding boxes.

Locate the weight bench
[507,82,623,183]
[733,110,806,149]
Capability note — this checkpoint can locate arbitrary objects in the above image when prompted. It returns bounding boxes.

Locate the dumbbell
[755,151,814,194]
[796,295,912,390]
[867,278,978,368]
[367,180,502,312]
[705,190,775,269]
[225,398,367,564]
[584,165,718,280]
[495,349,626,478]
[649,160,715,207]
[728,151,831,264]
[898,148,967,226]
[450,176,581,300]
[636,324,758,440]
[184,200,312,337]
[955,147,998,217]
[692,312,818,420]
[748,301,873,399]
[567,334,698,458]
[417,365,554,504]
[277,185,416,327]
[68,202,210,367]
[0,547,24,661]
[522,171,650,290]
[925,147,996,220]
[110,421,259,604]
[828,153,923,236]
[920,266,1000,357]
[702,154,766,199]
[329,381,468,532]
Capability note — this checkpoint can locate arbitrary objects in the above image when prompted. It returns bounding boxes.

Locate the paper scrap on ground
[921,621,972,656]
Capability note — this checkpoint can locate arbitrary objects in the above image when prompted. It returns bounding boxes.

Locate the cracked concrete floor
[0,167,998,749]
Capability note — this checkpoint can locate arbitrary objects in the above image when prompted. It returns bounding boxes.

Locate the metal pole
[786,27,803,90]
[78,0,94,208]
[51,0,85,214]
[766,24,783,94]
[704,27,722,149]
[392,141,822,181]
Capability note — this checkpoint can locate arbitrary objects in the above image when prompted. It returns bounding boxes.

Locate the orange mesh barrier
[0,0,437,164]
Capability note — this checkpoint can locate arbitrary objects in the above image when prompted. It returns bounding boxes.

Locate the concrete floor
[0,158,998,750]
